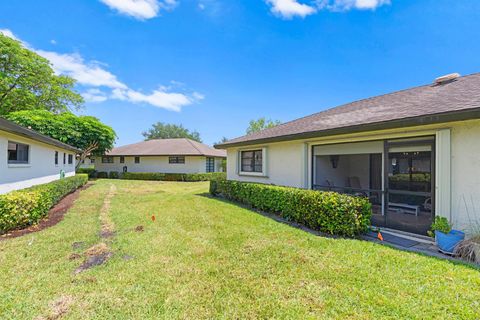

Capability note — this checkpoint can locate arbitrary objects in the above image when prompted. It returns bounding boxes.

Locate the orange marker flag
[151,215,156,222]
[377,232,384,241]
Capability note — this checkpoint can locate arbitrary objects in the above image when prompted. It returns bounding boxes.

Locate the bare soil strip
[75,184,116,274]
[0,184,91,241]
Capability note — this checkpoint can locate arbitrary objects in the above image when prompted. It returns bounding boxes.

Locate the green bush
[96,171,108,179]
[0,174,88,234]
[121,172,226,182]
[428,216,452,237]
[76,167,97,178]
[108,171,120,179]
[211,180,372,237]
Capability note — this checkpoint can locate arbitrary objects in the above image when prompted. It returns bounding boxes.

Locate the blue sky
[1,0,480,146]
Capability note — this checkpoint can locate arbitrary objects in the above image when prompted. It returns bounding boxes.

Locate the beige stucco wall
[227,141,307,187]
[450,120,480,232]
[224,119,480,233]
[94,155,224,174]
[0,131,76,194]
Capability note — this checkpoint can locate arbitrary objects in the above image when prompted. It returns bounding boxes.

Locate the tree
[142,122,202,142]
[214,136,229,145]
[0,34,83,115]
[246,117,281,134]
[6,110,116,168]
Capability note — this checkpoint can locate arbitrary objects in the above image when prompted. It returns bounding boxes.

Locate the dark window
[63,153,66,165]
[68,154,73,164]
[169,156,185,164]
[102,156,114,163]
[91,158,95,164]
[8,141,29,164]
[206,157,215,173]
[120,156,125,163]
[241,150,263,173]
[135,156,140,164]
[55,151,59,165]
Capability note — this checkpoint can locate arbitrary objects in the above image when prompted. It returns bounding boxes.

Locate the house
[0,118,80,194]
[94,138,226,174]
[216,73,480,236]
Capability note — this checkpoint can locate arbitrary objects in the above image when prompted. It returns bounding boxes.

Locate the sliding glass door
[384,138,435,235]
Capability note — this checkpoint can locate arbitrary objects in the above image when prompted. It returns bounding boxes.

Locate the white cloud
[82,89,108,103]
[1,28,202,112]
[112,87,203,112]
[266,0,317,19]
[99,0,178,20]
[316,0,390,10]
[36,50,127,89]
[266,0,389,18]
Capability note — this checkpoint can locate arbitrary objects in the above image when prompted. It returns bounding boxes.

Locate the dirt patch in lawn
[35,295,75,320]
[74,184,116,274]
[0,184,92,241]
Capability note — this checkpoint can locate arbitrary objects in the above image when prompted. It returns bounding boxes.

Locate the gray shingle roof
[0,118,81,153]
[218,73,480,148]
[107,138,226,157]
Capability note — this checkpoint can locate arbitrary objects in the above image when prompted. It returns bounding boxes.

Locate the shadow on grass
[195,192,480,271]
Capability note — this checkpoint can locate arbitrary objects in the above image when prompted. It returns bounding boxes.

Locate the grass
[1,179,479,319]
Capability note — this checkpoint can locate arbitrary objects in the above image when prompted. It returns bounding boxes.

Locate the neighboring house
[0,118,80,194]
[94,138,226,174]
[217,73,480,236]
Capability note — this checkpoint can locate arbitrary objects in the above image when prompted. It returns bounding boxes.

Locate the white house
[0,118,80,194]
[94,138,226,174]
[217,73,480,236]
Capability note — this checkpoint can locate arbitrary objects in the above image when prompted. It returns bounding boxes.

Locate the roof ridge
[184,138,204,155]
[225,72,480,144]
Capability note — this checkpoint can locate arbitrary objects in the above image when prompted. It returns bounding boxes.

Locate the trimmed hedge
[76,168,96,178]
[0,174,88,234]
[121,172,226,182]
[211,180,372,237]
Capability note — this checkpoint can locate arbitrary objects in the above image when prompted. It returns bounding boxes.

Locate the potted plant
[429,217,465,254]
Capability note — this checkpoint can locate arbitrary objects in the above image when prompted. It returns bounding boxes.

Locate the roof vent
[434,73,460,85]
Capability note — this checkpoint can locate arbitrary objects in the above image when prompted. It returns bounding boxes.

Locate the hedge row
[121,172,226,182]
[0,174,88,234]
[210,180,372,237]
[77,170,226,182]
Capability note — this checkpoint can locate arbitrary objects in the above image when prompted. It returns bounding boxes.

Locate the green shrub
[211,180,372,237]
[0,174,88,233]
[76,167,96,178]
[428,216,452,237]
[96,172,108,179]
[121,172,226,182]
[108,171,119,179]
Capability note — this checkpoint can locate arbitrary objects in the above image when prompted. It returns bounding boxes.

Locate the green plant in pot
[429,216,465,254]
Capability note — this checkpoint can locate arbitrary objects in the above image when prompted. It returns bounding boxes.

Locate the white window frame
[7,141,30,166]
[238,147,267,177]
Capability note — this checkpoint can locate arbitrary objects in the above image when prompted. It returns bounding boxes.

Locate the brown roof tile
[107,138,226,157]
[218,73,480,148]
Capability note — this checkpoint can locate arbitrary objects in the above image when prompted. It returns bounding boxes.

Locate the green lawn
[1,180,479,319]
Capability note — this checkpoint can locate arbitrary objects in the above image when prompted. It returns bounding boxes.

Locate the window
[8,141,29,164]
[241,150,263,173]
[135,156,140,164]
[68,154,73,165]
[120,156,125,163]
[169,156,185,164]
[63,153,66,165]
[55,151,59,165]
[91,158,95,164]
[102,156,114,163]
[206,157,215,173]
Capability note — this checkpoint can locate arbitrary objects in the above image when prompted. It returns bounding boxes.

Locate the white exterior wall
[450,121,480,232]
[0,131,76,194]
[227,141,308,188]
[225,119,480,233]
[94,156,224,174]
